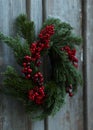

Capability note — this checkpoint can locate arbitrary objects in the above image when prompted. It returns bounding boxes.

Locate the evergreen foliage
[0,14,82,119]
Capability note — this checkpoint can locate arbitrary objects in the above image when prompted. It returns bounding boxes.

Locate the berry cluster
[39,25,55,48]
[33,72,44,86]
[22,25,55,105]
[66,84,73,97]
[61,46,79,97]
[36,60,42,67]
[28,86,45,104]
[30,25,54,62]
[22,56,32,79]
[30,42,44,62]
[61,46,78,68]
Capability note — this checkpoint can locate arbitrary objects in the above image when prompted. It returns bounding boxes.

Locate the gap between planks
[26,0,31,20]
[81,0,88,130]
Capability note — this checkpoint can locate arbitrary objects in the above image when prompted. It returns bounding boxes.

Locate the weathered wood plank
[0,0,30,130]
[0,0,85,130]
[30,0,43,35]
[85,0,93,130]
[29,0,44,130]
[44,0,83,130]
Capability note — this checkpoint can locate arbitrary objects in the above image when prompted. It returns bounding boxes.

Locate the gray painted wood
[0,0,87,130]
[86,0,93,130]
[44,0,83,130]
[0,1,29,130]
[29,0,44,130]
[30,0,43,35]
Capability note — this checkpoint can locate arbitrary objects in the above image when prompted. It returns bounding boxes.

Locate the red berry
[38,72,43,77]
[69,92,73,97]
[35,92,39,96]
[27,62,31,66]
[23,63,27,67]
[29,90,34,95]
[41,86,44,90]
[24,67,28,71]
[27,66,30,69]
[73,63,78,68]
[24,56,31,61]
[40,78,44,82]
[28,68,32,73]
[74,57,78,62]
[36,61,42,67]
[29,94,35,100]
[34,74,38,78]
[71,49,76,55]
[27,56,31,61]
[27,74,31,78]
[24,55,29,59]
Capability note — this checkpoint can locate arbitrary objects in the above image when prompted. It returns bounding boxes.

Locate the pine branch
[43,81,66,116]
[49,45,82,93]
[15,14,35,44]
[0,32,30,65]
[2,66,33,101]
[42,18,82,48]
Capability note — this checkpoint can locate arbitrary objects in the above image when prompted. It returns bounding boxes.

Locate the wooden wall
[0,0,92,130]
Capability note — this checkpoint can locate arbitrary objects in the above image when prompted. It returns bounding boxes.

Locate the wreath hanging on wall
[0,15,82,119]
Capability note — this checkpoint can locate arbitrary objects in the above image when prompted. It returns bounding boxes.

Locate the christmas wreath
[0,15,82,119]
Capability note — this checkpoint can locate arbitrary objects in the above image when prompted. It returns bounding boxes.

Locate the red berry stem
[65,84,74,97]
[61,45,78,68]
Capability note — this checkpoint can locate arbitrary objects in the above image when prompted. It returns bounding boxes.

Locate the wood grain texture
[44,0,83,130]
[0,0,85,130]
[86,0,93,130]
[29,0,44,130]
[0,0,29,130]
[30,0,43,35]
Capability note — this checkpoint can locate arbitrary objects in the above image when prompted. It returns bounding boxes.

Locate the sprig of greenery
[0,32,30,65]
[16,14,35,44]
